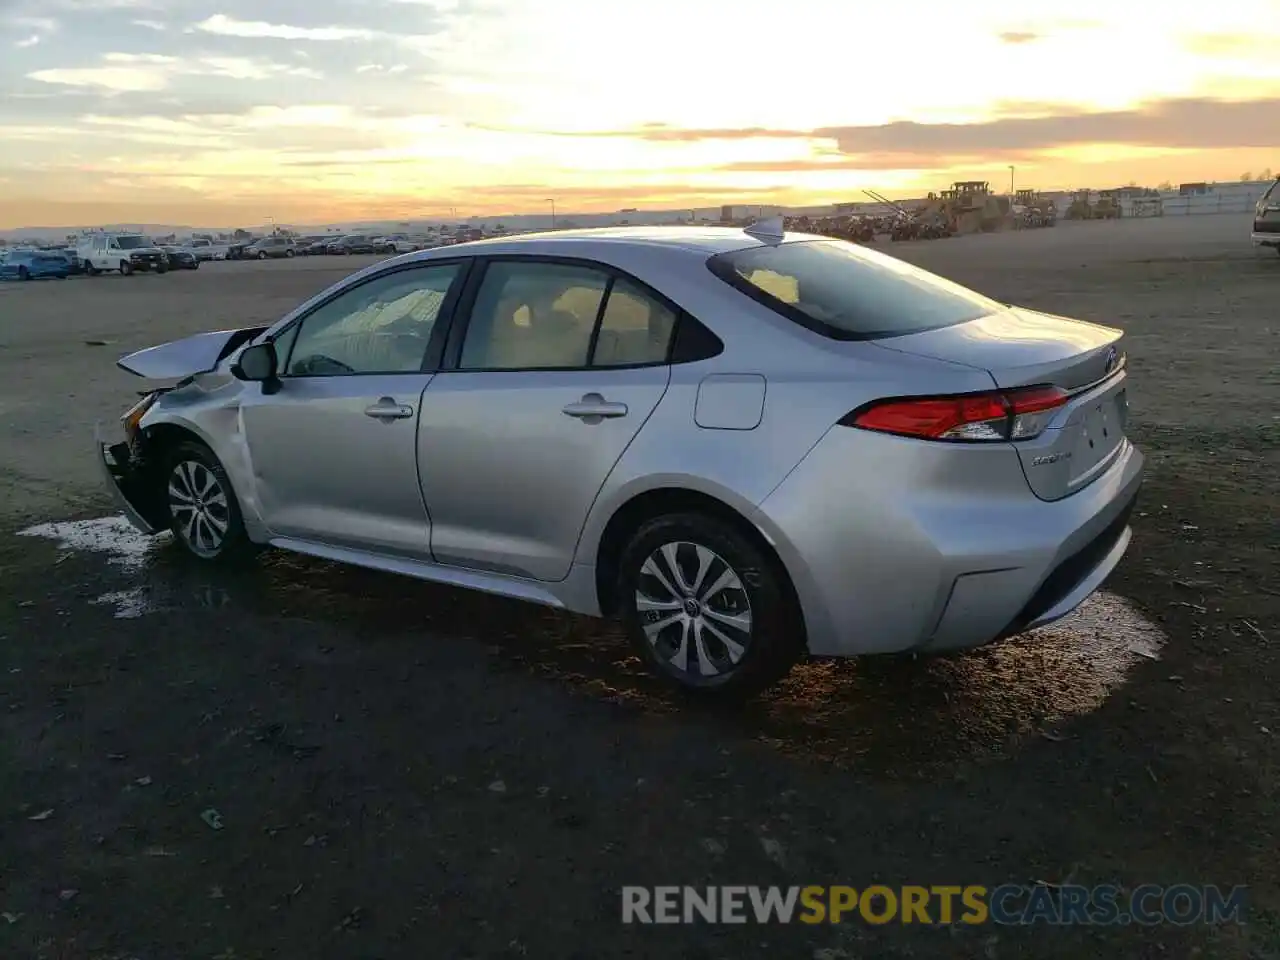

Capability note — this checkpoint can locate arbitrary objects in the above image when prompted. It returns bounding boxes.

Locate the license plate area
[1069,392,1124,479]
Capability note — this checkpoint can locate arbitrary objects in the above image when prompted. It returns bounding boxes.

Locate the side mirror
[231,342,278,382]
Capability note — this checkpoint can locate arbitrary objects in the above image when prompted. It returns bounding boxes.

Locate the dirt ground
[0,216,1276,959]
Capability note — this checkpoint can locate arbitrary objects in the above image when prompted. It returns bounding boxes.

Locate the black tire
[156,263,168,274]
[119,261,132,276]
[85,261,97,276]
[193,261,200,270]
[18,266,29,281]
[617,512,803,699]
[285,248,295,258]
[257,250,267,260]
[162,441,257,564]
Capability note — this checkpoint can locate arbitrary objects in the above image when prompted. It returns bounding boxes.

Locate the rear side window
[708,239,1001,341]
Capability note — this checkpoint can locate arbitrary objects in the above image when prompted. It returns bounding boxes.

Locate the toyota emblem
[1104,346,1119,374]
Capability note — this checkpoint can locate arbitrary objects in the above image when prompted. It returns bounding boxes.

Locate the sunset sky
[1,0,1277,228]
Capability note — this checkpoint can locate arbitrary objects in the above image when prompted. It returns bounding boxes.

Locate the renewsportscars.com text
[621,884,1247,926]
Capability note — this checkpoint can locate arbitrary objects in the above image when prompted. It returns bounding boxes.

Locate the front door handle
[562,393,628,422]
[364,397,414,420]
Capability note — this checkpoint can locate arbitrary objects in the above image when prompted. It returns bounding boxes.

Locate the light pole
[546,198,556,229]
[1008,166,1015,197]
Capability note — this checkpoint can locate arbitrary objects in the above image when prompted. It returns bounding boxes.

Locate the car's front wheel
[119,261,132,276]
[163,441,255,563]
[617,512,804,698]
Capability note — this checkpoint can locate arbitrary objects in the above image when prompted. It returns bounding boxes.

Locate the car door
[238,259,468,558]
[418,258,676,581]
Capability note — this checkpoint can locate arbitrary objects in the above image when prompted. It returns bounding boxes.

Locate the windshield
[116,235,151,249]
[708,239,1001,340]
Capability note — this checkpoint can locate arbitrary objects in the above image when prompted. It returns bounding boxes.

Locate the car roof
[403,225,807,263]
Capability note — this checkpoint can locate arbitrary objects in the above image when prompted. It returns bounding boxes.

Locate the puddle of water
[91,587,154,619]
[18,516,168,573]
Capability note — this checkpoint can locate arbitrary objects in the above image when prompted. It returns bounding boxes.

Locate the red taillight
[841,385,1069,442]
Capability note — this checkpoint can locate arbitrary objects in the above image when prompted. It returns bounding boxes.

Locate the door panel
[237,259,466,558]
[241,375,434,557]
[418,366,669,580]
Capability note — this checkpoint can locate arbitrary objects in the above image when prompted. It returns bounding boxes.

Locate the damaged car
[98,223,1143,697]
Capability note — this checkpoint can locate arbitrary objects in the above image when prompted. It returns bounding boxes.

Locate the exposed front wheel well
[129,423,209,525]
[593,488,803,636]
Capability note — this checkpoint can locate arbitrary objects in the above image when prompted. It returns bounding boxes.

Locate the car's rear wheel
[163,441,255,563]
[18,266,29,281]
[285,248,295,258]
[617,512,803,699]
[257,250,267,260]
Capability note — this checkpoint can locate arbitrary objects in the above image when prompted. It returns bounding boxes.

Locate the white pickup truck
[77,233,169,275]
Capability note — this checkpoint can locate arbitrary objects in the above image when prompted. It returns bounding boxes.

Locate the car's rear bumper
[753,428,1144,657]
[1251,232,1280,247]
[95,427,159,535]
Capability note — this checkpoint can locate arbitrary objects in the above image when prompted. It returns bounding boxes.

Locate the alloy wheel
[168,460,231,558]
[634,541,753,679]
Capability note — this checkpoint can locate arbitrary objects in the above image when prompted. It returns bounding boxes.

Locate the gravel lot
[0,216,1276,959]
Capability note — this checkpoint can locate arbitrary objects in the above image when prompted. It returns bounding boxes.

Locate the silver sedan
[98,222,1143,697]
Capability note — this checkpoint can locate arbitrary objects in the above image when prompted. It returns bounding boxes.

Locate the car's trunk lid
[875,307,1129,501]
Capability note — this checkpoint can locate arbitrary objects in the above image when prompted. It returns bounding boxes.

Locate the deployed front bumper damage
[95,424,159,535]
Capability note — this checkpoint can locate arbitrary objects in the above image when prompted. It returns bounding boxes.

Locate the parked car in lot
[161,246,200,270]
[1252,177,1280,254]
[373,234,421,254]
[49,248,84,274]
[326,234,376,255]
[245,237,297,260]
[225,241,256,260]
[77,233,168,275]
[297,236,333,256]
[97,222,1143,698]
[1,248,71,280]
[185,239,228,261]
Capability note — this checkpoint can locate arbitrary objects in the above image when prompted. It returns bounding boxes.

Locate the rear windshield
[708,239,1001,340]
[1264,179,1279,201]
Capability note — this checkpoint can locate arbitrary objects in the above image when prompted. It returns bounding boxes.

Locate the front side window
[460,262,607,370]
[284,263,461,376]
[709,239,1001,340]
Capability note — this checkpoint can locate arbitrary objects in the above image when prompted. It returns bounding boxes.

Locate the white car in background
[374,235,422,255]
[187,239,230,261]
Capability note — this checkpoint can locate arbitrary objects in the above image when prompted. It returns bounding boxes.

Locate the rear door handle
[562,393,628,421]
[364,397,414,420]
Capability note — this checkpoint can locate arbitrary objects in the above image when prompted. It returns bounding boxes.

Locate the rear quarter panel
[570,246,998,569]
